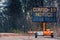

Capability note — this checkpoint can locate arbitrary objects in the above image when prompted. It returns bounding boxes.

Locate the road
[0,36,59,40]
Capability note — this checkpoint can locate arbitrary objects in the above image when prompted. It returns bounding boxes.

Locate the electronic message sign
[32,7,57,22]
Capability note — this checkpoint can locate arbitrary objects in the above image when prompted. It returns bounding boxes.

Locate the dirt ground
[0,36,59,40]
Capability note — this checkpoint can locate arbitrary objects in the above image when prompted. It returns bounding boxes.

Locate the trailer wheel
[51,33,54,38]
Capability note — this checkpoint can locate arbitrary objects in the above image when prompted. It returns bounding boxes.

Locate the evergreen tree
[6,0,23,32]
[27,0,43,10]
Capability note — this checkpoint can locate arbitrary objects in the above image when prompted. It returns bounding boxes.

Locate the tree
[27,0,44,10]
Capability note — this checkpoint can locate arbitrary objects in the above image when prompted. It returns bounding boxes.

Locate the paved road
[0,36,59,40]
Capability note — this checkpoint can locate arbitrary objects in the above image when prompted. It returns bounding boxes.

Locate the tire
[51,33,54,38]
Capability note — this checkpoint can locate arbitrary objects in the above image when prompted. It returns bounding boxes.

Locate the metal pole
[43,22,46,31]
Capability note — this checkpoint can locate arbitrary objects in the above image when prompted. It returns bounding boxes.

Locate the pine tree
[27,0,43,10]
[8,0,23,32]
